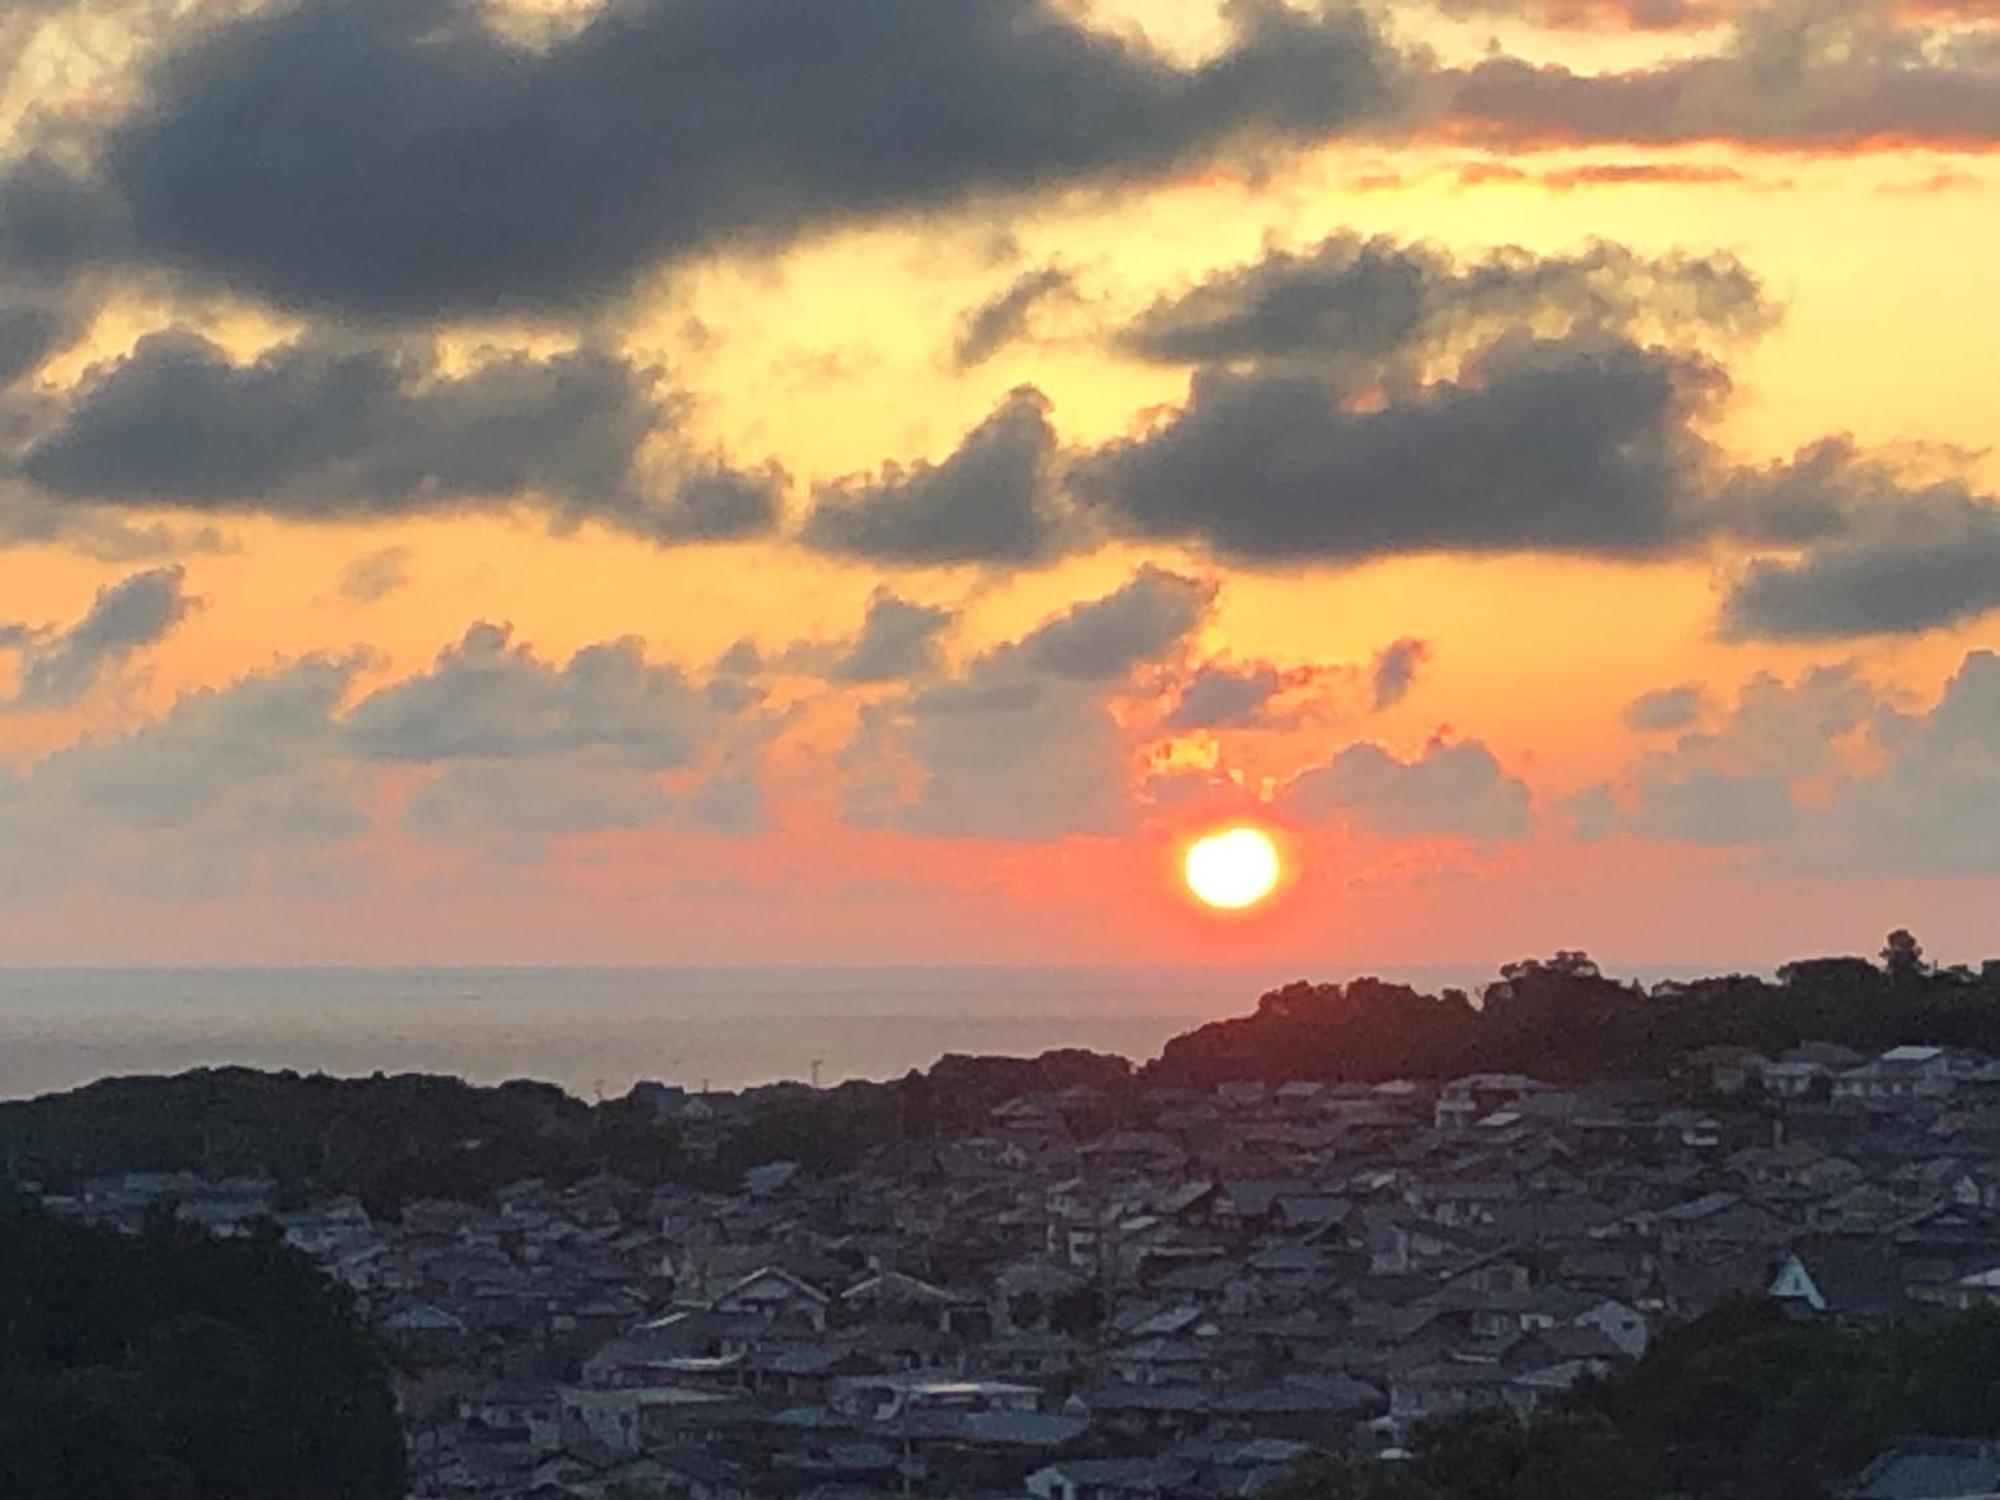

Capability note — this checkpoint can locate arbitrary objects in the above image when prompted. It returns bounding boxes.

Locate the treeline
[0,1197,404,1500]
[1268,1297,2000,1500]
[10,934,1999,1207]
[1149,933,2000,1087]
[0,1049,1133,1213]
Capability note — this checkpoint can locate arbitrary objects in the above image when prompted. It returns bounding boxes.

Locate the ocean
[0,964,1523,1102]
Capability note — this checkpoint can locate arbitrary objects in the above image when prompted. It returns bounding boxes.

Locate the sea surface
[0,964,1529,1101]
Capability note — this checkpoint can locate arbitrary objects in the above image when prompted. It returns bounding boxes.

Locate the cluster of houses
[39,1040,2000,1500]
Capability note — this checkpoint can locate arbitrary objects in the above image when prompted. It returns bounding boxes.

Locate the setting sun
[1183,827,1283,912]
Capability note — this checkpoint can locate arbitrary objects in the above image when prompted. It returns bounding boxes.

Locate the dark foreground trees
[0,1200,405,1500]
[1270,1298,2000,1500]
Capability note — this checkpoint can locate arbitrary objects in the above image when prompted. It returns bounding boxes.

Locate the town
[28,965,2000,1500]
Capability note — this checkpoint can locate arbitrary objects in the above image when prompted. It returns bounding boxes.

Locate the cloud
[845,567,1213,837]
[23,330,648,508]
[17,328,779,543]
[1440,1,2000,151]
[1115,234,1769,371]
[1282,732,1534,838]
[1714,439,2000,638]
[1623,682,1706,731]
[1164,661,1287,730]
[1075,333,1716,564]
[1584,651,2000,872]
[0,154,127,281]
[1,564,196,707]
[1581,664,1875,844]
[0,608,807,895]
[42,653,361,829]
[953,264,1078,368]
[802,386,1074,566]
[1371,636,1431,710]
[344,621,717,767]
[831,590,955,683]
[1009,565,1217,682]
[103,0,1398,316]
[337,546,411,605]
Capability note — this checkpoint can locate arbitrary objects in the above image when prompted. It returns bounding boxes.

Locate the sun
[1183,826,1282,912]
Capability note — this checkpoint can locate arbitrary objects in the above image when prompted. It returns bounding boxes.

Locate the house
[1836,1048,1957,1105]
[710,1266,831,1331]
[1435,1075,1553,1134]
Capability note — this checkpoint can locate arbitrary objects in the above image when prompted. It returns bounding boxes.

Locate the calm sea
[0,964,1530,1102]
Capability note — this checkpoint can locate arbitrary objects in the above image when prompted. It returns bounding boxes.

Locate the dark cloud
[17,328,777,542]
[1164,662,1286,730]
[591,464,786,545]
[1010,565,1216,682]
[1282,732,1533,838]
[1371,636,1431,710]
[1623,683,1706,731]
[1076,333,1716,564]
[344,622,716,767]
[2,564,196,707]
[802,386,1073,566]
[0,300,75,387]
[1441,2,2000,150]
[953,264,1078,368]
[106,0,1398,316]
[832,591,955,683]
[1724,529,2000,640]
[0,155,127,280]
[22,330,652,506]
[1116,234,1768,369]
[1713,439,2000,638]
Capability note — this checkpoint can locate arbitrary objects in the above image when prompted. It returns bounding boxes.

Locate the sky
[0,0,1997,969]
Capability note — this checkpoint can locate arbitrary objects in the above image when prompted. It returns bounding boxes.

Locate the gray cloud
[1,564,196,707]
[345,622,718,767]
[23,330,653,507]
[337,546,411,605]
[1623,683,1706,731]
[1714,439,2000,638]
[1117,235,1769,370]
[1076,333,1714,564]
[1442,1,2000,150]
[1164,662,1286,730]
[45,653,360,828]
[0,299,75,387]
[0,154,127,281]
[953,264,1078,368]
[17,328,779,543]
[1010,565,1216,683]
[1282,733,1533,839]
[1371,636,1430,710]
[846,567,1213,837]
[1724,522,2000,640]
[832,590,955,683]
[1582,664,1874,844]
[104,0,1398,317]
[802,386,1073,566]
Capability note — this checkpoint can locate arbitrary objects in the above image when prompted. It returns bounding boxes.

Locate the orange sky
[0,0,1997,968]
